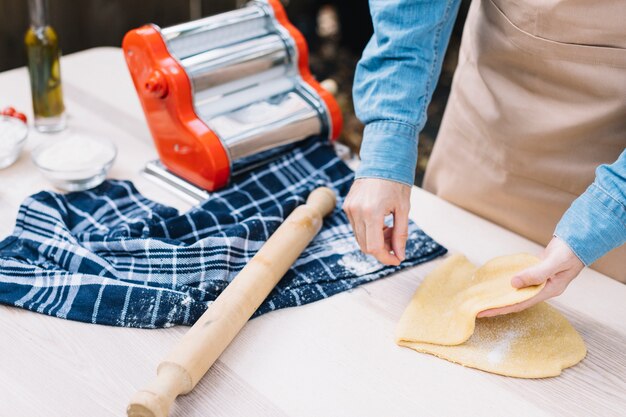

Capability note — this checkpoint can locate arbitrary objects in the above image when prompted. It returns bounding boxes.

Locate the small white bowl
[0,115,28,169]
[32,134,117,192]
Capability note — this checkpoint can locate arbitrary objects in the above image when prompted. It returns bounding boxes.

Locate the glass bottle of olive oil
[25,0,66,132]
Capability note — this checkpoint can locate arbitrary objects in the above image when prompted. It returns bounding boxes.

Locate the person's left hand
[477,237,585,318]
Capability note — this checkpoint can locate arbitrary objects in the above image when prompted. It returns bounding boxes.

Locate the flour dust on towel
[0,138,446,328]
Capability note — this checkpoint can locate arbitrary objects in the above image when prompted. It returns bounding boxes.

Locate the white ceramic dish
[0,115,28,169]
[32,134,117,191]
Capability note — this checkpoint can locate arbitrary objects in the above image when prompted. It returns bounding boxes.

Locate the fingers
[477,295,541,318]
[342,178,411,266]
[477,276,567,318]
[383,226,394,251]
[344,198,397,265]
[345,205,358,245]
[512,236,586,290]
[365,214,400,265]
[510,261,555,288]
[391,206,409,262]
[476,237,584,318]
[354,219,367,253]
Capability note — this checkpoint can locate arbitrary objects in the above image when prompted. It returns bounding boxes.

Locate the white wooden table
[0,48,624,417]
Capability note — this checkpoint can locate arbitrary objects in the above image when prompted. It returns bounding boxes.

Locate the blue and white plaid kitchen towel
[0,138,446,328]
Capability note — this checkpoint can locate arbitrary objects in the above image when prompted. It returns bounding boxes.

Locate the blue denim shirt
[554,151,626,265]
[352,0,626,265]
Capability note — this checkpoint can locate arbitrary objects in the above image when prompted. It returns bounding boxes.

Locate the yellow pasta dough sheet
[396,254,586,378]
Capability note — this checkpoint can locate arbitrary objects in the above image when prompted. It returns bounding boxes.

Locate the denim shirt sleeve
[352,0,461,186]
[555,150,626,266]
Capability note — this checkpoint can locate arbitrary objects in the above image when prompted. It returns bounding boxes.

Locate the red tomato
[13,112,27,123]
[1,106,16,116]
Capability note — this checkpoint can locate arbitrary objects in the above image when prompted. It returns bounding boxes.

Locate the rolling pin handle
[127,362,192,417]
[305,186,336,218]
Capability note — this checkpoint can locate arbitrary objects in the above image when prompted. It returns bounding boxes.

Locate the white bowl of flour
[32,133,117,191]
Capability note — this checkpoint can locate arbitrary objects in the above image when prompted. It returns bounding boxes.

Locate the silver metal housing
[158,1,331,165]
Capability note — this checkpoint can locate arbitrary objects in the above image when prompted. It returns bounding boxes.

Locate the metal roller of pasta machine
[122,0,342,201]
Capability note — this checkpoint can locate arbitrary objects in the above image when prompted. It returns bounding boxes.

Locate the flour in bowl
[35,134,115,172]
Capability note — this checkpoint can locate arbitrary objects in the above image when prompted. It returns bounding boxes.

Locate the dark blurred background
[0,0,469,185]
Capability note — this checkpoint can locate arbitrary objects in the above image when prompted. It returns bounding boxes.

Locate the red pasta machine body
[123,0,342,193]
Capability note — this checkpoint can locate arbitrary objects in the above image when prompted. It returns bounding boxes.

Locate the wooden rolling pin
[127,187,337,417]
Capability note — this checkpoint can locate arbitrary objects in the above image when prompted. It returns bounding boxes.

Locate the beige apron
[424,0,626,282]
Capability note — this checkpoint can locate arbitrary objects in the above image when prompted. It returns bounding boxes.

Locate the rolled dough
[396,254,586,378]
[396,254,544,345]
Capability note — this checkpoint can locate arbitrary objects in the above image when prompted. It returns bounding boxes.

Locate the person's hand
[342,178,411,266]
[477,237,584,318]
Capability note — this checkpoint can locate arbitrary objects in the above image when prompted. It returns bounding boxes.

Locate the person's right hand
[342,178,411,266]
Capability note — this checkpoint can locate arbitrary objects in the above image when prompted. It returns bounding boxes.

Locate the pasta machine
[122,0,342,200]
